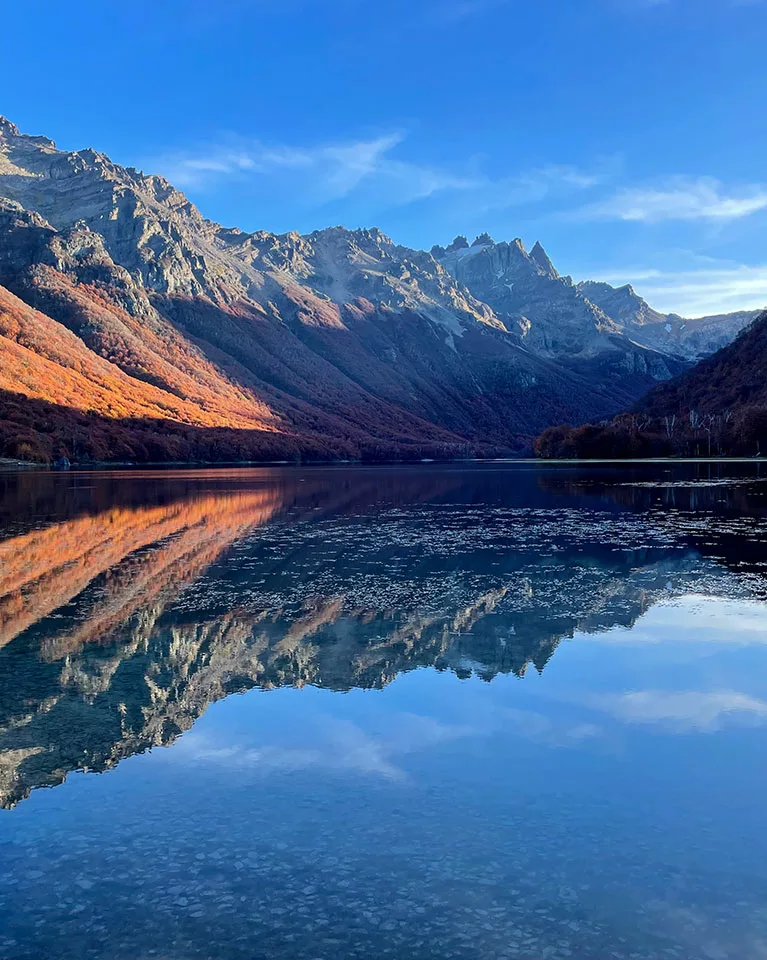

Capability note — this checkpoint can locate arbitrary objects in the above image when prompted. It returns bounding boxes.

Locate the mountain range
[0,116,762,462]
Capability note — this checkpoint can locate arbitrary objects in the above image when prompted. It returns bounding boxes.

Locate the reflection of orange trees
[0,488,283,651]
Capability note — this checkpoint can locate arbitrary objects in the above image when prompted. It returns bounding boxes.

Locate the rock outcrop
[577,279,762,360]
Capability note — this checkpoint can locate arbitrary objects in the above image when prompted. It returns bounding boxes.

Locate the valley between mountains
[0,116,762,463]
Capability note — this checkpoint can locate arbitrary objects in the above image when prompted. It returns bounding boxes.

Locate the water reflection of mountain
[1,464,765,808]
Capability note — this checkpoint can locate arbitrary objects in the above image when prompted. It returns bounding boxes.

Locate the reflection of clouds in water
[591,690,767,732]
[153,582,767,788]
[168,733,406,781]
[161,681,767,790]
[579,596,767,646]
[164,704,606,783]
[165,712,479,782]
[492,707,603,745]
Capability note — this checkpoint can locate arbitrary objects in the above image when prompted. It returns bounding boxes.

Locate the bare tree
[689,409,701,431]
[702,413,715,457]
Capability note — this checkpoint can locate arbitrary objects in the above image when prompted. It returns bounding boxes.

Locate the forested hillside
[536,311,767,459]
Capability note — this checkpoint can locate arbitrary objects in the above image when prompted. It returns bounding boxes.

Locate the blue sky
[2,0,767,316]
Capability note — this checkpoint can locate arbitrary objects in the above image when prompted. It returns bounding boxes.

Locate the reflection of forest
[0,464,765,808]
[0,491,285,650]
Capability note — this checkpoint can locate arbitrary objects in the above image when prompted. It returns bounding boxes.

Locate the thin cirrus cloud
[154,132,479,206]
[578,176,767,223]
[151,131,607,212]
[590,260,767,316]
[162,712,481,783]
[155,132,766,230]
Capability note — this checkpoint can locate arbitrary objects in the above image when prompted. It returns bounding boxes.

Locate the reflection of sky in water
[4,594,767,960]
[1,465,767,960]
[157,597,767,785]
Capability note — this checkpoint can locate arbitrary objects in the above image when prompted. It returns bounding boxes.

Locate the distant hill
[0,116,758,463]
[576,280,760,359]
[536,311,767,458]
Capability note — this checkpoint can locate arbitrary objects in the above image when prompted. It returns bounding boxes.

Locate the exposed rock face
[433,237,680,393]
[0,116,756,459]
[437,237,607,355]
[529,240,559,280]
[578,280,763,360]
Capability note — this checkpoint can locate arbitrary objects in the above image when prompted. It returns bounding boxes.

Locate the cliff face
[433,237,681,390]
[434,236,761,372]
[1,117,749,462]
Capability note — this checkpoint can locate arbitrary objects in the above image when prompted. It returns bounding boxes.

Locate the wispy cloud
[582,596,767,643]
[479,163,612,212]
[578,176,767,223]
[154,132,480,206]
[589,259,767,316]
[164,712,479,783]
[151,131,606,213]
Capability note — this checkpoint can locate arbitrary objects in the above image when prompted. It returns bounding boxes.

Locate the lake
[1,462,766,960]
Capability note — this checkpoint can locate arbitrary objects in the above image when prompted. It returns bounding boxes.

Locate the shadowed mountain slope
[0,118,752,461]
[577,279,761,360]
[536,311,767,458]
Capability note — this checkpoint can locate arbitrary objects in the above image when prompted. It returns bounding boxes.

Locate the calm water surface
[0,463,766,960]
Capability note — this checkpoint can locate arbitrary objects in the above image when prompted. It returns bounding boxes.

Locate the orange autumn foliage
[0,281,280,432]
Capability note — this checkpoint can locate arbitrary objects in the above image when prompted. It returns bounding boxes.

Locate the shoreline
[2,456,767,472]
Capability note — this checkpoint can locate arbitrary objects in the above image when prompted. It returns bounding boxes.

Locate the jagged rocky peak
[445,235,470,254]
[356,225,394,245]
[576,277,762,359]
[0,115,55,149]
[0,116,22,138]
[579,279,643,306]
[0,115,229,299]
[472,232,494,247]
[579,278,672,331]
[435,232,549,280]
[530,241,559,279]
[578,279,617,298]
[427,231,660,361]
[0,112,759,466]
[304,224,396,262]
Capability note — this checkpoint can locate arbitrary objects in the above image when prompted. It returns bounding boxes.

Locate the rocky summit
[0,116,758,462]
